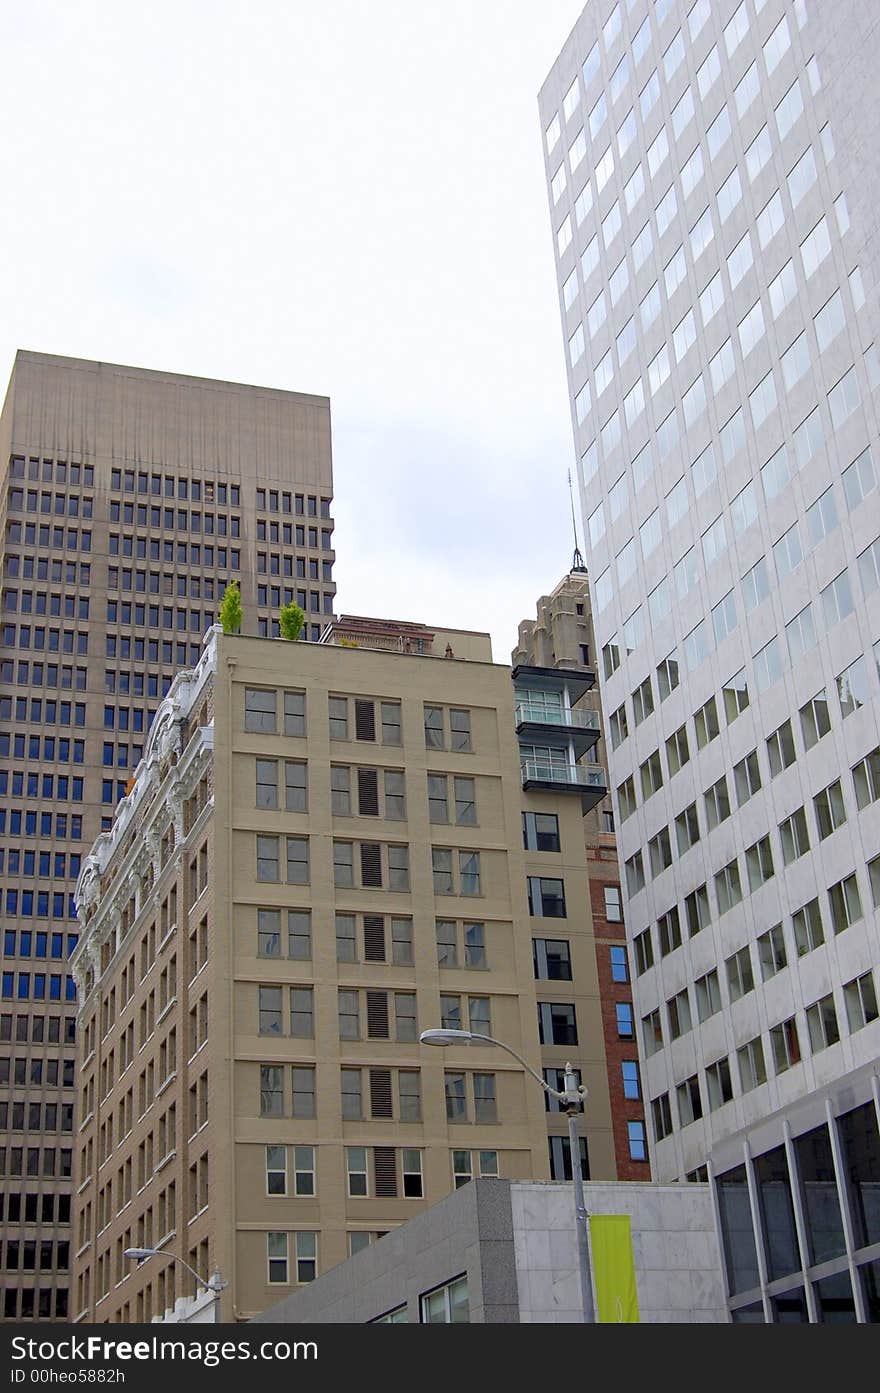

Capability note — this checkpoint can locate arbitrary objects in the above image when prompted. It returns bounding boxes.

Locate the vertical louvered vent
[363,915,386,962]
[361,842,382,887]
[357,768,379,816]
[366,990,389,1038]
[369,1067,393,1117]
[355,700,376,742]
[373,1146,398,1198]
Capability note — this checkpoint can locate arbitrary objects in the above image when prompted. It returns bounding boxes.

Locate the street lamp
[124,1247,228,1323]
[420,1027,594,1322]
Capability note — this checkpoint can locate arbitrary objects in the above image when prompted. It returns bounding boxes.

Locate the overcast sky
[1,0,584,660]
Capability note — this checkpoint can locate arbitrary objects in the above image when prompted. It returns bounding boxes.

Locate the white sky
[0,0,584,661]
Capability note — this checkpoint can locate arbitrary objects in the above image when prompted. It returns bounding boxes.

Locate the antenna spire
[568,469,587,572]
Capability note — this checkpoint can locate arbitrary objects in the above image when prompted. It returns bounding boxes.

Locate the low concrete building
[254,1177,727,1323]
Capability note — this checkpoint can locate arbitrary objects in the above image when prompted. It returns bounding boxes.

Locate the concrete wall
[511,1181,726,1323]
[254,1179,519,1324]
[253,1177,728,1323]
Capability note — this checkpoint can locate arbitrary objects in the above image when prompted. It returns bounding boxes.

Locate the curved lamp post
[124,1247,227,1323]
[420,1027,594,1322]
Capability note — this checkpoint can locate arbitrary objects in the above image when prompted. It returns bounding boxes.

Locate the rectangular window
[527,877,566,918]
[806,994,840,1053]
[522,811,560,852]
[245,688,276,733]
[706,1056,733,1111]
[793,897,824,956]
[533,939,572,981]
[695,969,721,1023]
[843,971,878,1033]
[853,747,880,809]
[758,924,787,981]
[828,873,862,935]
[651,1093,673,1142]
[726,945,754,1002]
[286,837,309,885]
[814,779,847,841]
[284,690,306,736]
[285,761,307,813]
[329,696,349,740]
[634,928,653,975]
[733,750,761,809]
[256,836,280,882]
[737,1037,767,1094]
[715,859,742,916]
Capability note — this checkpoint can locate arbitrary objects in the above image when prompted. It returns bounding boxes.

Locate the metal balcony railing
[520,759,606,788]
[514,701,600,731]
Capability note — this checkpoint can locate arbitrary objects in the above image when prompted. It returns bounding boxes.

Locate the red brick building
[513,572,648,1179]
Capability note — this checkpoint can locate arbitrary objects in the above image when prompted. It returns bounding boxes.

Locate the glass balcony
[515,700,600,757]
[520,758,607,811]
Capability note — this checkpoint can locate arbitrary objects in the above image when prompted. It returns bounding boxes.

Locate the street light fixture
[420,1027,594,1322]
[123,1247,228,1323]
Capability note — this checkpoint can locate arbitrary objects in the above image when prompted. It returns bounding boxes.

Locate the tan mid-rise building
[71,619,615,1321]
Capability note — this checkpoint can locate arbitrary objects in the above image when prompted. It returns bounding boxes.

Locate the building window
[292,1066,315,1119]
[828,873,862,935]
[527,877,566,918]
[705,1057,733,1111]
[726,946,754,1003]
[793,897,825,956]
[843,971,879,1032]
[853,747,880,809]
[286,837,309,885]
[292,1145,315,1197]
[800,690,831,749]
[328,695,349,740]
[267,1232,288,1284]
[621,1061,640,1100]
[538,1002,578,1046]
[284,690,306,736]
[737,1037,766,1093]
[265,1145,287,1195]
[633,928,653,975]
[533,939,572,981]
[651,1093,673,1142]
[806,994,840,1053]
[677,1076,703,1127]
[627,1120,647,1161]
[522,811,560,852]
[444,1073,467,1122]
[615,1003,634,1039]
[245,688,276,733]
[658,907,681,957]
[256,836,280,882]
[548,1135,589,1181]
[770,1018,801,1075]
[609,946,628,982]
[758,923,787,981]
[420,1276,469,1324]
[473,1074,496,1124]
[695,969,721,1023]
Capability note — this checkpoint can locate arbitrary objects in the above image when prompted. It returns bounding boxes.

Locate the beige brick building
[0,351,335,1320]
[71,619,614,1321]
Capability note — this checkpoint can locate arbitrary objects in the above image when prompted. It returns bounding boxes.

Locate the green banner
[590,1214,640,1323]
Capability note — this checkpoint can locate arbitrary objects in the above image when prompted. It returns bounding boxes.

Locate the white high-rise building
[539,0,880,1214]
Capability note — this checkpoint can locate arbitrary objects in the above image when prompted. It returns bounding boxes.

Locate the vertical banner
[589,1214,640,1323]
